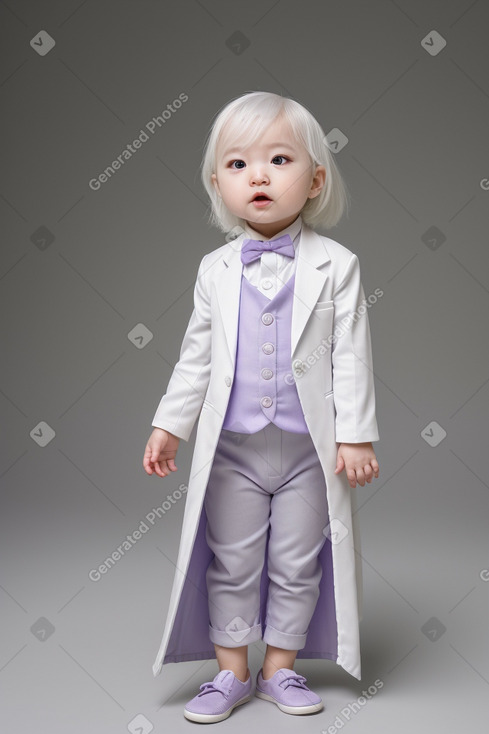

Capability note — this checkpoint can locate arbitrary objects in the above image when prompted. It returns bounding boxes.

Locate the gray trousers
[204,421,330,651]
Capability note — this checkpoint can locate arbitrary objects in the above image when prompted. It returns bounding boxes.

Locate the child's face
[211,115,325,239]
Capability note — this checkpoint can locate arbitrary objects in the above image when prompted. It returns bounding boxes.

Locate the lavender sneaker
[183,668,252,723]
[255,667,323,715]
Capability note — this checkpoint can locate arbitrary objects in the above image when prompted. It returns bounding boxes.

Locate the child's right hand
[143,428,180,478]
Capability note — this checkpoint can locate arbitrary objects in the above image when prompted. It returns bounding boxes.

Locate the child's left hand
[335,442,379,488]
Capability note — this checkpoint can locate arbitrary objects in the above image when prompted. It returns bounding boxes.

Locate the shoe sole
[183,694,252,723]
[255,689,323,715]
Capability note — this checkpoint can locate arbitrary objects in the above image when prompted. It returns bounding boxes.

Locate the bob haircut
[200,90,350,234]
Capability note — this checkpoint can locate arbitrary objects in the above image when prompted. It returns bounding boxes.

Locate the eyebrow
[222,142,296,157]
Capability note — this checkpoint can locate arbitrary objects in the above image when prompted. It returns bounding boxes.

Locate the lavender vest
[222,271,309,434]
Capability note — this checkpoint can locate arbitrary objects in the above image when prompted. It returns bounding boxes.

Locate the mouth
[251,193,272,205]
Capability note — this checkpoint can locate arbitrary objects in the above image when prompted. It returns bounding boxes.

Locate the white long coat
[151,223,379,680]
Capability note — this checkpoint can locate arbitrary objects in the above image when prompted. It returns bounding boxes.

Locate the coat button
[292,359,305,375]
[261,396,273,408]
[225,376,232,386]
[261,313,274,325]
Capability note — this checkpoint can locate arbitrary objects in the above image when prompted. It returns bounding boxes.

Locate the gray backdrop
[1,1,488,732]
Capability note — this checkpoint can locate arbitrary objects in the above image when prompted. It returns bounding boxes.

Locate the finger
[143,447,153,474]
[153,463,165,478]
[364,464,374,482]
[142,455,151,474]
[167,458,178,471]
[144,454,157,475]
[161,459,175,477]
[346,468,357,488]
[335,455,345,474]
[355,467,366,487]
[152,455,167,478]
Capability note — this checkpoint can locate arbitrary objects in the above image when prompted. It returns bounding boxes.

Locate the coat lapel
[215,223,332,363]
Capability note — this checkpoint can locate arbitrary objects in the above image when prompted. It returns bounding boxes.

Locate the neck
[244,213,301,239]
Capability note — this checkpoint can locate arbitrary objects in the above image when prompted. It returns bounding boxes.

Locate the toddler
[143,90,380,723]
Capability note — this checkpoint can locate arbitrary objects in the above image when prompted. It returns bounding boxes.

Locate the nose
[249,166,269,185]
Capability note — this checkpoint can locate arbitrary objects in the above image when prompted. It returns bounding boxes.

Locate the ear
[308,165,326,199]
[211,173,222,197]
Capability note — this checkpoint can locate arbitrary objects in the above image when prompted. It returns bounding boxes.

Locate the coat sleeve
[331,253,380,443]
[151,254,212,442]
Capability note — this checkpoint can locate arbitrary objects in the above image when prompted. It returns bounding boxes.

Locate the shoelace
[197,677,232,699]
[278,673,310,690]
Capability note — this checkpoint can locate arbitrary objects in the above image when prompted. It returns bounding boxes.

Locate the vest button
[261,368,273,380]
[262,342,275,354]
[261,313,274,325]
[261,396,273,408]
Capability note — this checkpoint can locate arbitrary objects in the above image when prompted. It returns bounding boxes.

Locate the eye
[229,159,245,169]
[272,155,289,165]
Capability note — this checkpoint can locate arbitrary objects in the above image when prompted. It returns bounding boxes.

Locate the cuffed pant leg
[262,426,330,651]
[203,428,271,648]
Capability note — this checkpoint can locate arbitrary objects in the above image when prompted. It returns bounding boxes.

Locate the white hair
[200,90,350,234]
